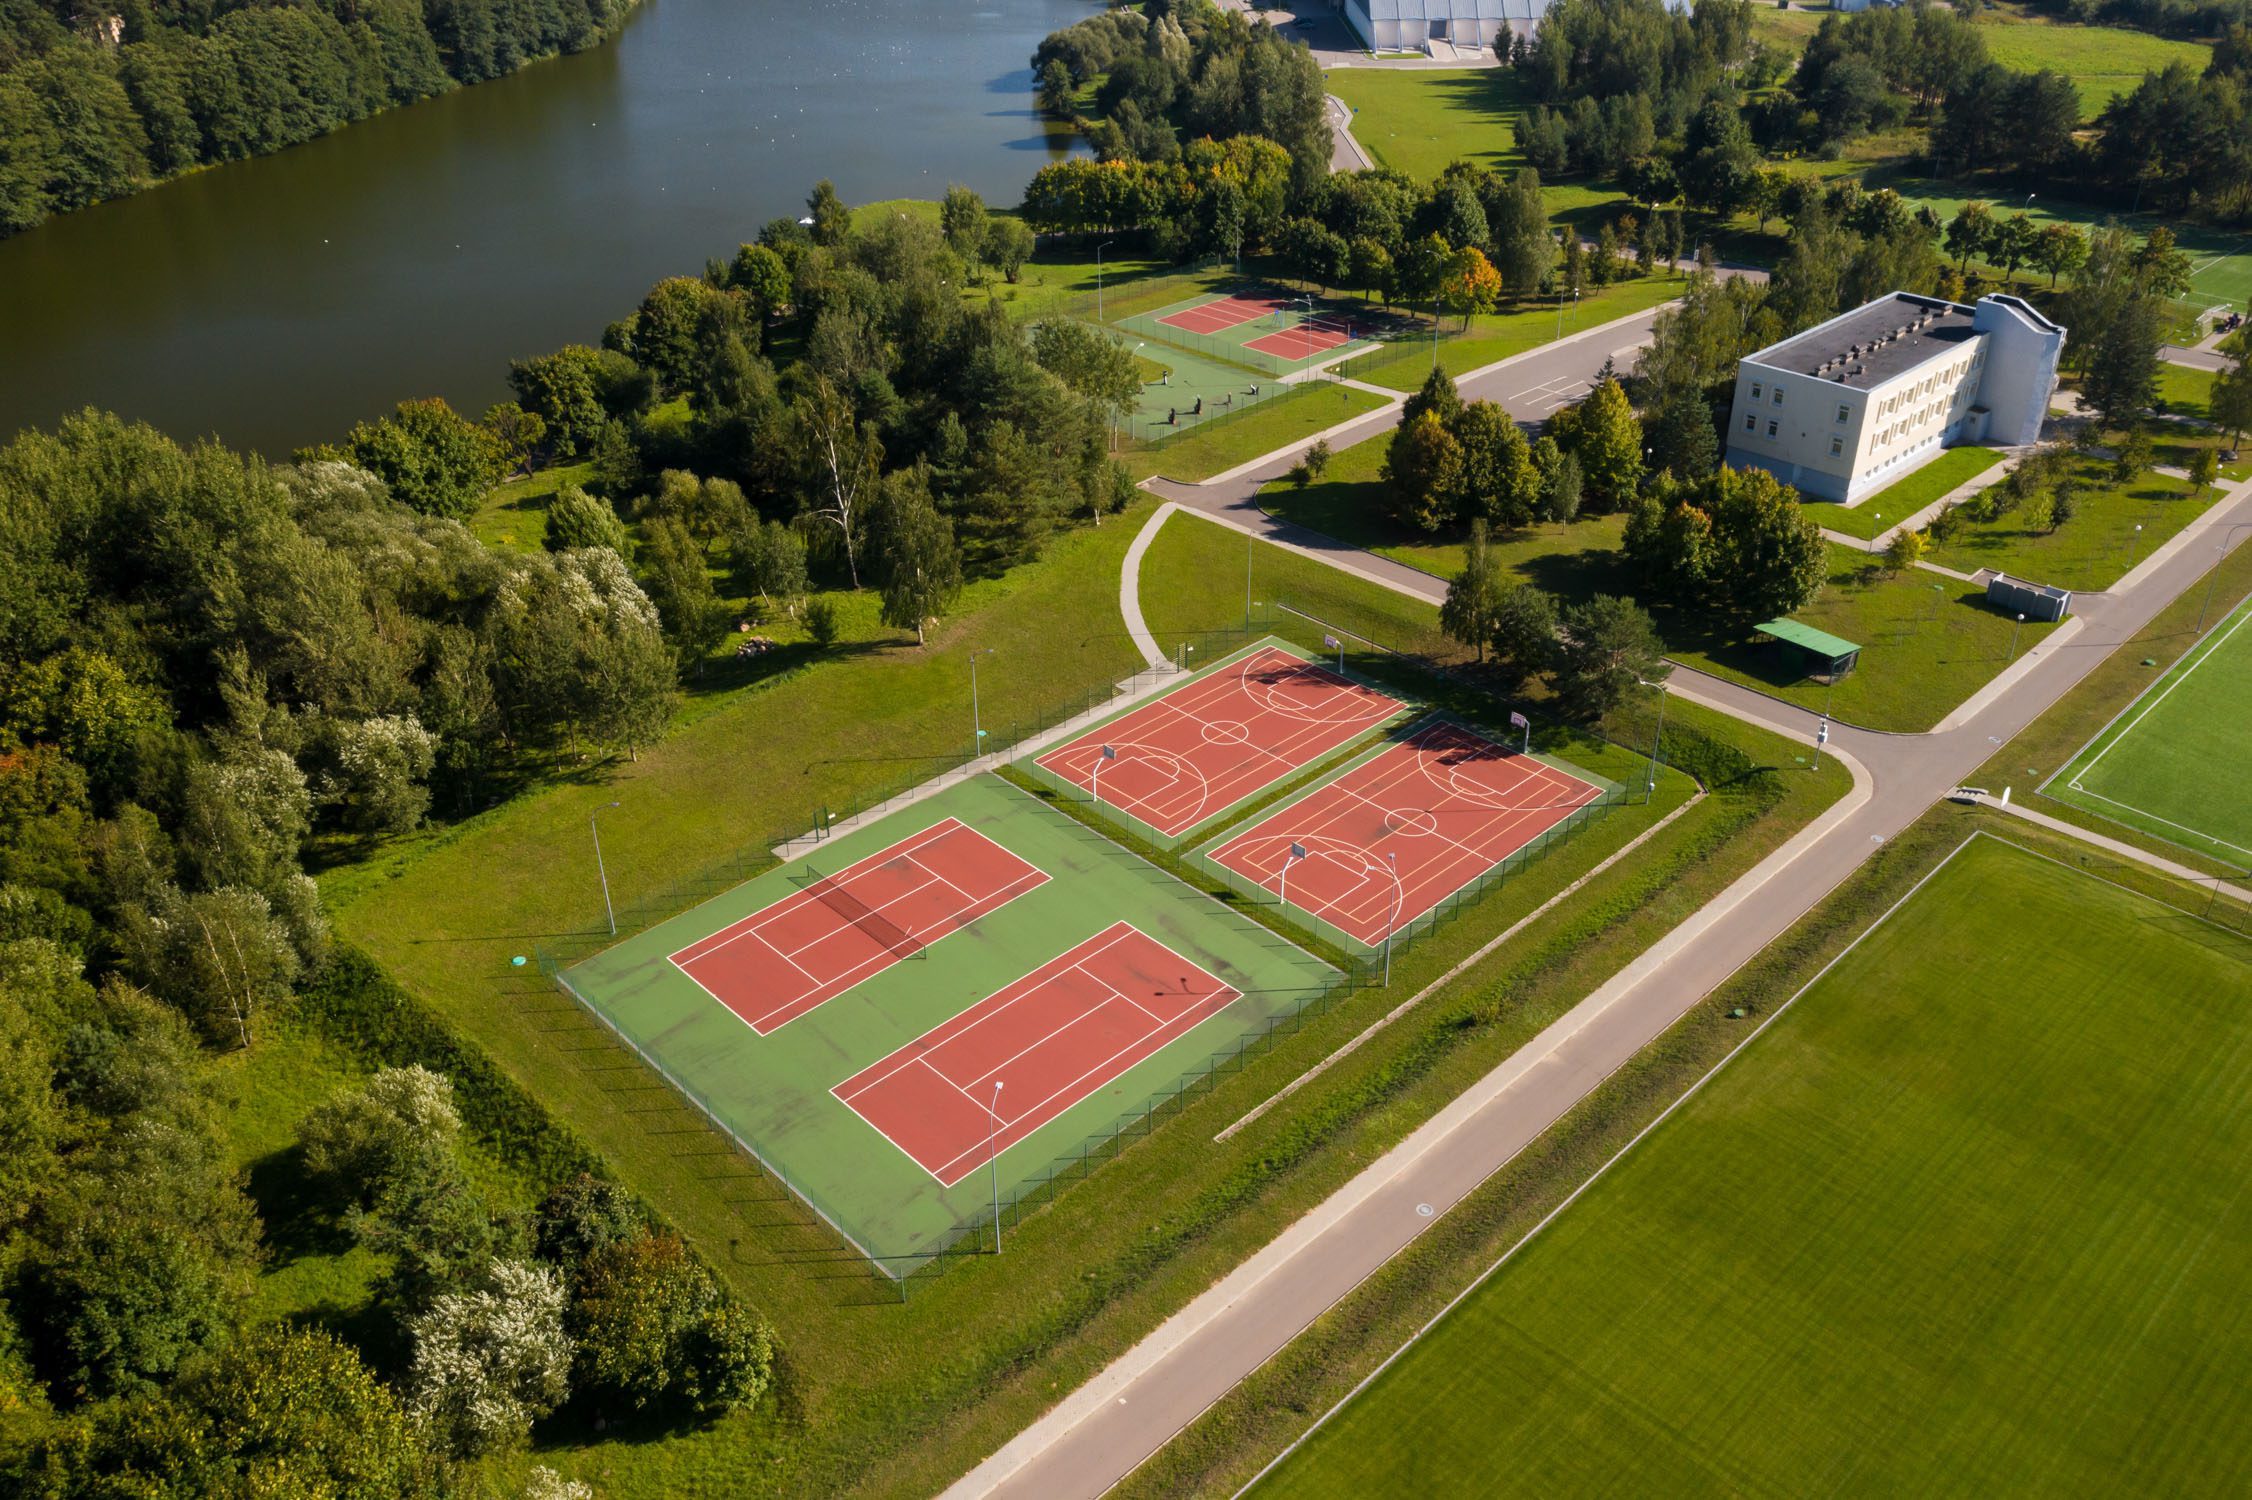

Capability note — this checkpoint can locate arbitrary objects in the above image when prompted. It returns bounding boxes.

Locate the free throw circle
[1201,719,1252,746]
[1382,806,1439,837]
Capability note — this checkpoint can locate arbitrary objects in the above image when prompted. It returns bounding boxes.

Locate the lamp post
[1382,851,1400,985]
[1635,677,1669,800]
[2196,522,2252,631]
[590,801,621,936]
[1869,512,1882,555]
[2131,521,2146,569]
[1096,239,1115,322]
[988,1080,1005,1253]
[1297,292,1317,367]
[1925,580,1946,628]
[2008,610,2028,664]
[969,647,996,757]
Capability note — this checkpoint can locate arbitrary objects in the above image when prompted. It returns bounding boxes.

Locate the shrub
[805,596,841,647]
[568,1234,775,1421]
[406,1259,571,1459]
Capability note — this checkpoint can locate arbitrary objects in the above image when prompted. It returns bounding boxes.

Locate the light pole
[1869,512,1882,555]
[1554,284,1580,342]
[2008,610,2028,664]
[1925,580,1946,628]
[969,647,997,757]
[1245,532,1255,628]
[1635,677,1669,800]
[2130,521,2145,569]
[1382,851,1400,985]
[590,801,621,936]
[1297,292,1316,367]
[1812,715,1830,771]
[988,1079,1005,1253]
[2196,522,2252,630]
[1096,239,1115,322]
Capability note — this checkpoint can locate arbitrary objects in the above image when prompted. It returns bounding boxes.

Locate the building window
[1830,437,1844,457]
[1767,420,1779,438]
[1771,389,1784,407]
[1750,382,1763,401]
[1744,414,1757,432]
[1835,404,1849,424]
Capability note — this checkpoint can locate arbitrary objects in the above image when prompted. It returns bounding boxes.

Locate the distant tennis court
[833,922,1243,1184]
[1208,723,1608,946]
[670,818,1048,1034]
[1033,644,1403,839]
[1157,292,1286,335]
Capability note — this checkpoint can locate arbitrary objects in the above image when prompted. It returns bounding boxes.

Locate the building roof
[1359,0,1552,18]
[1756,618,1862,660]
[1746,292,1978,392]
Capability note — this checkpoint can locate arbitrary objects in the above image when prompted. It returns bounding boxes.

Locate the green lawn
[2156,361,2218,421]
[1661,543,2060,732]
[1339,276,1682,392]
[1326,69,1525,183]
[1980,18,2212,119]
[1125,380,1391,483]
[1925,454,2225,591]
[471,461,592,554]
[1799,445,2005,541]
[2048,589,2252,861]
[1260,832,2252,1497]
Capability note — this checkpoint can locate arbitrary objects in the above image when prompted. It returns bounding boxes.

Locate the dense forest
[0,0,637,236]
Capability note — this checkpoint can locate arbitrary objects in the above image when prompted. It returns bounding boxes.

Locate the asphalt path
[942,313,2252,1500]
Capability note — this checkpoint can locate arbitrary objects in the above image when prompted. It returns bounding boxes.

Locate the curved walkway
[943,306,2252,1499]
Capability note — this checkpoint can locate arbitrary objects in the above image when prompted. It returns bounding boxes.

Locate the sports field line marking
[2059,783,2252,860]
[2064,603,2251,845]
[667,816,971,965]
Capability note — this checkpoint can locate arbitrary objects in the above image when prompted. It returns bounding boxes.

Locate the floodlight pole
[988,1080,1005,1253]
[1298,292,1316,367]
[2196,522,2252,631]
[1636,678,1669,801]
[1096,240,1115,322]
[969,647,997,758]
[590,801,621,936]
[1383,851,1400,985]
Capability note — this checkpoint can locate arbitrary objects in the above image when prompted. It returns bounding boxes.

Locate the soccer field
[2047,592,2252,862]
[1258,834,2252,1495]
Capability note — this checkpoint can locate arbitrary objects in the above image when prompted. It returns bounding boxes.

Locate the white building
[1341,0,1554,53]
[1721,291,2064,506]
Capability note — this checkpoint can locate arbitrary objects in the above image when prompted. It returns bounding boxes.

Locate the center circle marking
[1383,807,1439,837]
[1201,719,1252,746]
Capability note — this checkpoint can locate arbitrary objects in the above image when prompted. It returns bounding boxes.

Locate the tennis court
[556,773,1337,1266]
[1121,286,1384,375]
[833,922,1243,1184]
[1206,722,1609,946]
[1158,292,1286,335]
[1032,642,1405,840]
[1243,319,1357,362]
[2046,592,2252,860]
[669,818,1048,1035]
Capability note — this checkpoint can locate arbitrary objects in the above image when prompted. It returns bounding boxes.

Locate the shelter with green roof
[1754,619,1861,679]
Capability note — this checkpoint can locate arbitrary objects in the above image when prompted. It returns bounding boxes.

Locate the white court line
[667,816,973,965]
[2069,604,2250,812]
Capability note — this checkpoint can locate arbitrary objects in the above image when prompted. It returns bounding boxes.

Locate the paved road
[944,320,2252,1500]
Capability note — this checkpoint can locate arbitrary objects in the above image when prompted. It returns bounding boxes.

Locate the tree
[2211,358,2252,447]
[729,517,809,618]
[806,178,851,247]
[1552,378,1642,510]
[1440,245,1503,329]
[1555,596,1666,715]
[984,217,1035,283]
[1487,166,1553,296]
[789,374,880,588]
[1037,58,1075,117]
[941,184,989,267]
[1488,583,1560,690]
[1993,213,2042,287]
[1382,411,1465,531]
[1451,401,1540,527]
[2033,222,2087,289]
[567,1234,775,1420]
[1031,319,1141,425]
[1440,521,1507,662]
[870,471,963,645]
[121,886,301,1050]
[346,398,502,519]
[1645,388,1719,482]
[482,402,547,475]
[406,1259,572,1459]
[508,346,612,458]
[1884,526,1927,574]
[637,518,729,675]
[2081,294,2165,429]
[544,486,630,554]
[1707,465,1828,618]
[1679,99,1758,215]
[1395,232,1451,325]
[1402,365,1464,429]
[300,1066,463,1212]
[1944,201,1994,274]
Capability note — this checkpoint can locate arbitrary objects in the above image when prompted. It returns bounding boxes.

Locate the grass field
[1338,276,1681,391]
[1980,18,2212,118]
[2156,361,2220,421]
[560,770,1338,1263]
[1925,454,2225,590]
[1661,543,2061,732]
[1799,444,2005,541]
[2047,590,2252,861]
[1125,380,1391,483]
[1258,832,2252,1496]
[1327,69,1524,183]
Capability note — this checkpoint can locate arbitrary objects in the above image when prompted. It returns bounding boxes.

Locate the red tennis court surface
[1208,723,1606,945]
[832,922,1242,1184]
[669,819,1047,1035]
[1157,293,1283,335]
[1242,321,1353,361]
[1034,646,1402,838]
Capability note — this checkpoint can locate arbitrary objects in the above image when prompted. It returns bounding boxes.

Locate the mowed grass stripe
[1259,835,2252,1496]
[2055,593,2252,858]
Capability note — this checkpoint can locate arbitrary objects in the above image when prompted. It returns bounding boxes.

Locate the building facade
[1341,0,1553,52]
[1721,292,2064,505]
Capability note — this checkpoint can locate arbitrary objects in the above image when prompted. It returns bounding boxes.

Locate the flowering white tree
[407,1258,571,1458]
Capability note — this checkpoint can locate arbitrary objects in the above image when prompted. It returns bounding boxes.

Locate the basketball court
[670,818,1048,1034]
[1207,722,1608,946]
[1034,644,1404,840]
[833,922,1243,1184]
[1243,318,1355,362]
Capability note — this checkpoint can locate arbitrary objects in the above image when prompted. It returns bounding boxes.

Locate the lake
[0,0,1088,454]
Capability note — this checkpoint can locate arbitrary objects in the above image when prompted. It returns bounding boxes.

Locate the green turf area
[1124,380,1392,483]
[1661,543,2060,732]
[1327,68,1524,183]
[560,771,1338,1264]
[2155,360,2218,420]
[1925,453,2225,590]
[1799,444,2004,540]
[1259,832,2252,1497]
[1338,276,1681,391]
[2047,590,2252,861]
[1980,18,2212,119]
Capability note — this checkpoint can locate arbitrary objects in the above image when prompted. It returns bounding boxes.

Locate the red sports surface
[1242,321,1352,361]
[1156,293,1283,335]
[1034,646,1403,838]
[1208,723,1605,945]
[832,922,1242,1184]
[669,819,1047,1035]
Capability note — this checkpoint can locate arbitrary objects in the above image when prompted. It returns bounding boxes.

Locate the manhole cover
[1415,1203,1435,1217]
